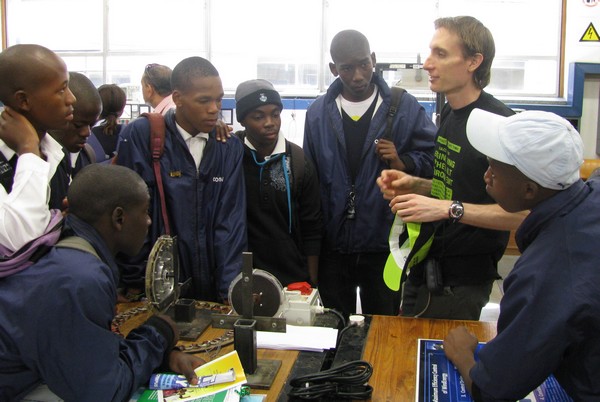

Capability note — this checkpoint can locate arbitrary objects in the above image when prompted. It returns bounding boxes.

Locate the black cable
[335,325,352,349]
[288,360,373,400]
[324,307,347,329]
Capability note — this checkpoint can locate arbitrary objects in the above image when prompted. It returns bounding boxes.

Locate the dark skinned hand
[215,120,233,143]
[0,106,42,157]
[156,314,205,385]
[167,350,206,386]
[375,138,406,171]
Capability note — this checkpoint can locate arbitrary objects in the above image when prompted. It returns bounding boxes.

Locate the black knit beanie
[234,79,283,123]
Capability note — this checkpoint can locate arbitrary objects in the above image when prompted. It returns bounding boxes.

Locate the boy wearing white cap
[443,109,600,400]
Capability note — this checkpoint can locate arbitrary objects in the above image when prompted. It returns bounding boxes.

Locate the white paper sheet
[256,324,338,352]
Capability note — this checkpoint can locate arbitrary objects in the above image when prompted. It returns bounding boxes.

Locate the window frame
[2,0,566,102]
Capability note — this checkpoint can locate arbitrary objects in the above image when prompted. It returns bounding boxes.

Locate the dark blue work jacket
[116,110,247,301]
[303,74,436,253]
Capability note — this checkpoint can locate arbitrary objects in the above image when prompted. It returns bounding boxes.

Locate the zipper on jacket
[345,184,356,220]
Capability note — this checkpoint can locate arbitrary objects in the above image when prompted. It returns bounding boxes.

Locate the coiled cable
[288,360,373,400]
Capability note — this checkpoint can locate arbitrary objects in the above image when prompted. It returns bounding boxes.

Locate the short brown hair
[434,16,495,89]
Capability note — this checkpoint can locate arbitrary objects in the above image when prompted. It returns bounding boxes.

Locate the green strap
[383,216,407,291]
[383,217,434,291]
[55,236,100,260]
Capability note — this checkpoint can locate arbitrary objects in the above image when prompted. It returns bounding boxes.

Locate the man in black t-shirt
[377,16,527,320]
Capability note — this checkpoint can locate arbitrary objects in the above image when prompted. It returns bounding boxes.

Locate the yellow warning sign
[580,22,600,42]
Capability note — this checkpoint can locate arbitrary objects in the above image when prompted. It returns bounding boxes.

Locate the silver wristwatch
[448,200,464,223]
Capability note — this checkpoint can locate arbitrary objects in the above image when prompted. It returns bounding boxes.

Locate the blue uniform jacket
[0,215,172,401]
[471,178,600,401]
[116,110,246,301]
[303,75,436,253]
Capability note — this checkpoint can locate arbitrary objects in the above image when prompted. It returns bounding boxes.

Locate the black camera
[425,259,443,295]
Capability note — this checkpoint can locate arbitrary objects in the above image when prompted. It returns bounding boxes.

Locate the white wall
[581,78,600,158]
[565,0,600,158]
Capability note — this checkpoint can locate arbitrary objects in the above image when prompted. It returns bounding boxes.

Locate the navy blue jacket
[471,178,600,401]
[0,215,174,401]
[116,110,247,301]
[303,75,436,253]
[49,148,94,210]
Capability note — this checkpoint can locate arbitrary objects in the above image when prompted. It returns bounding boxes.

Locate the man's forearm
[411,176,433,196]
[460,203,527,231]
[451,352,476,395]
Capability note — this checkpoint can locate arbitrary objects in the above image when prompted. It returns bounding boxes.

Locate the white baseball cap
[466,109,583,190]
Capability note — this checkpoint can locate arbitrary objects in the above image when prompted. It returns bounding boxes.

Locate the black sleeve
[399,154,416,173]
[144,315,176,349]
[471,382,484,402]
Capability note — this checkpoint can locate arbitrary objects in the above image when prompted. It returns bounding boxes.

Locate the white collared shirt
[176,122,209,170]
[335,84,383,121]
[244,131,286,159]
[0,134,65,252]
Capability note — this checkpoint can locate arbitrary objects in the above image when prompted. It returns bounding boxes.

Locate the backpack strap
[140,112,171,236]
[82,143,97,164]
[0,210,63,278]
[55,236,100,260]
[382,85,406,141]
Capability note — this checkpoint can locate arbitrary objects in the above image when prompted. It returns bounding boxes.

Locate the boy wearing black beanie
[234,79,323,288]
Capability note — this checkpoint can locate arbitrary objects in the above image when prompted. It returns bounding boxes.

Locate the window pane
[6,0,102,50]
[439,0,561,57]
[438,0,561,96]
[4,0,563,99]
[325,0,436,61]
[105,54,190,103]
[108,0,206,52]
[211,0,322,95]
[324,0,437,92]
[324,0,561,97]
[62,56,104,86]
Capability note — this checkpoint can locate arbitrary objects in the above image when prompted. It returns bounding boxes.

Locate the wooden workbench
[362,315,496,401]
[116,303,496,401]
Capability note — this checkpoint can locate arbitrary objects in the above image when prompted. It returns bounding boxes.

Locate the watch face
[450,202,464,219]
